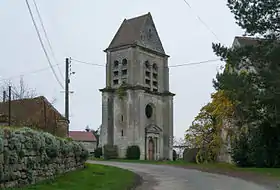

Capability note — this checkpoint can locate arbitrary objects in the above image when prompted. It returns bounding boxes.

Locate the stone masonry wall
[0,127,88,189]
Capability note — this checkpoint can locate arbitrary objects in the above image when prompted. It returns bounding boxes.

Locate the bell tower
[100,13,175,160]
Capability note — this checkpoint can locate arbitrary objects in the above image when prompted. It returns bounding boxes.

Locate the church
[99,12,175,160]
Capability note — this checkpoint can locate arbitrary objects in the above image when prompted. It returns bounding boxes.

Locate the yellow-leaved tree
[185,90,235,163]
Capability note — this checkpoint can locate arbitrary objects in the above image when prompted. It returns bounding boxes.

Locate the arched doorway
[148,138,154,160]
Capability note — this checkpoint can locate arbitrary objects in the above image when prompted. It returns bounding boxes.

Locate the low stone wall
[0,127,89,189]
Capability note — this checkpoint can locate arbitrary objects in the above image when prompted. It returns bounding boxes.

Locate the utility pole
[8,86,11,126]
[3,91,6,102]
[65,58,70,136]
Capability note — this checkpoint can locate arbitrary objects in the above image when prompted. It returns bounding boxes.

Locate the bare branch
[0,76,37,100]
[50,97,57,105]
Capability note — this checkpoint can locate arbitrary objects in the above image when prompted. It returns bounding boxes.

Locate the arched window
[152,63,158,91]
[145,61,151,86]
[152,63,158,71]
[114,60,119,68]
[122,59,127,66]
[121,59,128,77]
[145,61,150,69]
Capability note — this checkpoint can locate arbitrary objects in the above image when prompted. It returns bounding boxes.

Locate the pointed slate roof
[106,12,166,55]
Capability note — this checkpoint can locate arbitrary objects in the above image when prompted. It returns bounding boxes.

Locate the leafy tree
[185,91,234,163]
[212,0,280,167]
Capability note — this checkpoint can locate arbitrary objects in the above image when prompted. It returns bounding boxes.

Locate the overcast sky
[0,0,243,138]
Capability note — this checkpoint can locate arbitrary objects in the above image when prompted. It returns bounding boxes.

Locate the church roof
[106,12,166,55]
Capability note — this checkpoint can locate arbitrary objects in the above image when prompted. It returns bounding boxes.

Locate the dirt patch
[172,165,280,190]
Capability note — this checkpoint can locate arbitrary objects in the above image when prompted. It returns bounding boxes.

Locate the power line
[25,0,64,89]
[71,58,105,67]
[32,0,64,79]
[182,0,222,43]
[71,58,221,68]
[169,59,221,67]
[0,64,62,82]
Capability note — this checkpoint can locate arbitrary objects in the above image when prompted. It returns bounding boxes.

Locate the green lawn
[14,164,136,190]
[91,157,280,178]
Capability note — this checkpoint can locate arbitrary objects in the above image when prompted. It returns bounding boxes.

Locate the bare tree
[1,77,37,101]
[50,97,57,105]
[173,137,188,158]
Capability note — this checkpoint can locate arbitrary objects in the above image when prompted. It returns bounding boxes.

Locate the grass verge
[91,157,280,178]
[15,163,137,190]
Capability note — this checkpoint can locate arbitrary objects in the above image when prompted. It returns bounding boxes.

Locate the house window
[114,60,119,68]
[113,79,119,85]
[122,69,127,75]
[122,59,128,66]
[121,115,123,121]
[153,88,158,92]
[153,81,158,86]
[121,129,124,137]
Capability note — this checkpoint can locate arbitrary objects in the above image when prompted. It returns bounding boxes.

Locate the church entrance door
[148,138,154,160]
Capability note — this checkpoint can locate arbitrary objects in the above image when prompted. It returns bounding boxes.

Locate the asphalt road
[88,161,270,190]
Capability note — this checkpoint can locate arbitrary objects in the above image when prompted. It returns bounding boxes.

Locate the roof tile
[69,131,97,142]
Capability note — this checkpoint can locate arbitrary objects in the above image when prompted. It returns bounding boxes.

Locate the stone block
[0,127,88,188]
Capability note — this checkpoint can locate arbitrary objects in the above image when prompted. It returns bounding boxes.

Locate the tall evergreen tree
[212,0,280,167]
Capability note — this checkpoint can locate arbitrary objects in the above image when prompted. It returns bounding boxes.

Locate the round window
[145,104,153,118]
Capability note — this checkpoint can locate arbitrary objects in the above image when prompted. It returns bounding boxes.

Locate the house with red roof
[69,131,97,154]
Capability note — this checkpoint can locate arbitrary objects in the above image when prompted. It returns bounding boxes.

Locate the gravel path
[88,161,273,190]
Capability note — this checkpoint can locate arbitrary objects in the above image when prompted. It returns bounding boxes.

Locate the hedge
[126,145,140,160]
[103,144,118,160]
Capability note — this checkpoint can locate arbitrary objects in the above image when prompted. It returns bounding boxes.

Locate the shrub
[231,132,255,167]
[95,147,103,158]
[126,145,140,160]
[103,144,118,160]
[183,148,199,163]
[173,149,177,161]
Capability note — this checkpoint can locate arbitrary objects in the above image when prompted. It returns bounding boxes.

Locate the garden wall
[0,127,89,189]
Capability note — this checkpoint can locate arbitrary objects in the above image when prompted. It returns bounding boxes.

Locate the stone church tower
[99,13,175,160]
